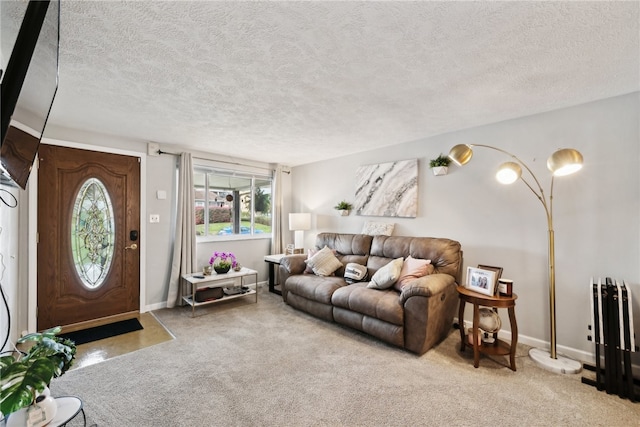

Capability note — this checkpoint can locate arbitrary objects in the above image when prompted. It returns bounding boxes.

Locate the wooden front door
[37,144,140,330]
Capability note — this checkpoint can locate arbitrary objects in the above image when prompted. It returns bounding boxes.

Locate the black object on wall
[1,1,59,189]
[1,1,50,145]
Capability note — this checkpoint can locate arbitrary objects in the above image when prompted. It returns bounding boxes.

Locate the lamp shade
[547,148,583,176]
[289,213,311,231]
[496,162,522,184]
[448,144,474,166]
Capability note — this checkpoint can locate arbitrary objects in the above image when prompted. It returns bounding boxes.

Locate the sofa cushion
[305,246,343,276]
[285,275,346,304]
[371,235,462,282]
[332,282,403,326]
[367,257,403,289]
[394,256,434,291]
[315,233,373,256]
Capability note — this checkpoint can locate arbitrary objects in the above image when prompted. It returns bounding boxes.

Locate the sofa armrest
[401,273,458,354]
[278,254,307,302]
[399,273,456,303]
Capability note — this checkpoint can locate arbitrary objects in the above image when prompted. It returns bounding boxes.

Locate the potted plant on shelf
[334,200,353,216]
[0,326,76,421]
[209,251,238,274]
[429,153,452,176]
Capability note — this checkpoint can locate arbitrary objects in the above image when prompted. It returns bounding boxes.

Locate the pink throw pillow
[303,248,318,274]
[394,256,433,291]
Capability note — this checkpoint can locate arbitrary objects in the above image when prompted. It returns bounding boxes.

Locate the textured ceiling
[4,1,640,166]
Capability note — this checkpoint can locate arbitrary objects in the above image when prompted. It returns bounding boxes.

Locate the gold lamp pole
[448,144,583,374]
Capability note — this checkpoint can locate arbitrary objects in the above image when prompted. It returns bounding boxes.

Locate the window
[194,168,272,238]
[71,177,115,289]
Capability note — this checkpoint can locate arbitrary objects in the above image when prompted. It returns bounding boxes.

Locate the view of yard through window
[194,169,272,237]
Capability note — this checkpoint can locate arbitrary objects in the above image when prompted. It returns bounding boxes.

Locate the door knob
[125,243,138,250]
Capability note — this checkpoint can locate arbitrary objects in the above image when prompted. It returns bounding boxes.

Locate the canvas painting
[354,159,418,218]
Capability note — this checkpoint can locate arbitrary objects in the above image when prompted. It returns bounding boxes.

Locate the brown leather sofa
[279,233,463,355]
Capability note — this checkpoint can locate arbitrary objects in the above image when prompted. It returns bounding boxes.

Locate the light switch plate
[156,190,167,200]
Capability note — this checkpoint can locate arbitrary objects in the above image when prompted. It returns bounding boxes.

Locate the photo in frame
[476,265,503,295]
[466,266,498,296]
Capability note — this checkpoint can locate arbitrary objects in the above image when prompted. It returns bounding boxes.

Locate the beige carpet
[49,288,640,426]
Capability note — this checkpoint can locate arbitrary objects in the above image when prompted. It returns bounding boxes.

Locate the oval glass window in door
[71,177,115,289]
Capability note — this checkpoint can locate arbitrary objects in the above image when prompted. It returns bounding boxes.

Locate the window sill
[196,234,272,244]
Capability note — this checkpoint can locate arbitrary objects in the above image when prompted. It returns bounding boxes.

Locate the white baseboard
[456,318,594,364]
[143,301,167,312]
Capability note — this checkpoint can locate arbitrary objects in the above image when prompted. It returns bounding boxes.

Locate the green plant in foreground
[0,326,76,415]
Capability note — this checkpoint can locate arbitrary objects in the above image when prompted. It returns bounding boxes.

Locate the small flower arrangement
[210,251,238,270]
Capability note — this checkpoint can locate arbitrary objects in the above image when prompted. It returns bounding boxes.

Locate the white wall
[291,93,640,361]
[145,153,178,306]
[0,184,27,352]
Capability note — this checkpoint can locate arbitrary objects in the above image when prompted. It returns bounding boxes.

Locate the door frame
[27,136,147,332]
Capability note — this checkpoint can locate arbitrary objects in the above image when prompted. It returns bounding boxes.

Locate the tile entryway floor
[71,312,174,370]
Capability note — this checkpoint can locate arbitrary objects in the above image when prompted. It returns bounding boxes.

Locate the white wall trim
[145,302,167,312]
[27,161,38,332]
[27,136,148,330]
[457,318,594,364]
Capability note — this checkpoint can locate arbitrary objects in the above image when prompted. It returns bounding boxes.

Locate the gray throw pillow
[367,258,404,289]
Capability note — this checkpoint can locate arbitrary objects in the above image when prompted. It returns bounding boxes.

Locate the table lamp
[289,213,311,252]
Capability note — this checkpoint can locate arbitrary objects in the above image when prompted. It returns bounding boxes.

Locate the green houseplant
[429,154,451,176]
[0,326,76,416]
[334,200,353,216]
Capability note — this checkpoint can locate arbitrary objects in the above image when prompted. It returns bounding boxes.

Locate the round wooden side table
[457,285,518,371]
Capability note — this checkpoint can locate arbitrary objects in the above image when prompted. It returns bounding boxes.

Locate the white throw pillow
[367,258,404,289]
[305,246,343,276]
[362,221,395,236]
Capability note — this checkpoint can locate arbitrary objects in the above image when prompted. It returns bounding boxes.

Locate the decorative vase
[26,395,57,427]
[432,166,448,176]
[214,265,231,274]
[338,210,350,216]
[203,265,213,275]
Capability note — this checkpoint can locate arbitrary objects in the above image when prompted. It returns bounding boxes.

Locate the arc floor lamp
[448,144,583,374]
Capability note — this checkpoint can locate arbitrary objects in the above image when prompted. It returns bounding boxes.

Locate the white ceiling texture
[11,1,640,166]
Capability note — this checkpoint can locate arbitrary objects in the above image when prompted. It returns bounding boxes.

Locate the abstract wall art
[354,159,418,218]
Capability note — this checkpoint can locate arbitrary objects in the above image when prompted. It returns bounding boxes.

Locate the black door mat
[60,318,144,345]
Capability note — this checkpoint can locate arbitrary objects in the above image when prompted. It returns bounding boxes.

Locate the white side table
[7,396,86,427]
[182,268,258,317]
[264,254,286,295]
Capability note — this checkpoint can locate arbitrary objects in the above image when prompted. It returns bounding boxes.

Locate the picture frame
[466,266,498,296]
[477,265,503,295]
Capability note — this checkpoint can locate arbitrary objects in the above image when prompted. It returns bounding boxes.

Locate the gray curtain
[271,165,285,255]
[167,153,196,308]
